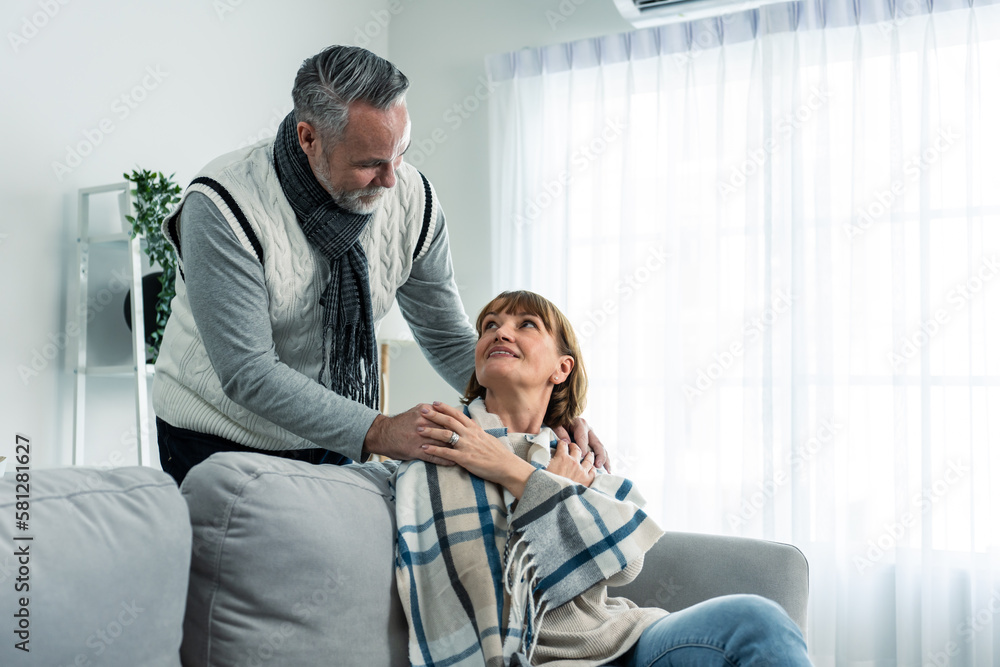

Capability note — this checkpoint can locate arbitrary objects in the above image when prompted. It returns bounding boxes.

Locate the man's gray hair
[292,45,409,147]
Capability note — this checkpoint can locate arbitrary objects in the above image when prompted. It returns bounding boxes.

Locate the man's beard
[333,186,385,214]
[313,157,387,215]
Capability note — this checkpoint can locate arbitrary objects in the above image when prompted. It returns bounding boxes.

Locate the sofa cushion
[610,530,810,630]
[0,465,190,667]
[180,452,408,667]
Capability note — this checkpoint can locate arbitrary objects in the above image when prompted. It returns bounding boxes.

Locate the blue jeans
[619,594,812,667]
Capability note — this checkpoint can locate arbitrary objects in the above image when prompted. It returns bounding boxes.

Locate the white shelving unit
[73,182,154,467]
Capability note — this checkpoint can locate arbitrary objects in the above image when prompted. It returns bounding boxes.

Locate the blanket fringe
[504,531,549,663]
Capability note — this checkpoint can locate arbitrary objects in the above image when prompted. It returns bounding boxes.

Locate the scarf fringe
[504,529,547,663]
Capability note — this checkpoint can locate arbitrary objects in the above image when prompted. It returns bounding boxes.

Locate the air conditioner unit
[612,0,791,28]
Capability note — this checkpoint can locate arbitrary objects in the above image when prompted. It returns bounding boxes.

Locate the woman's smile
[487,346,519,359]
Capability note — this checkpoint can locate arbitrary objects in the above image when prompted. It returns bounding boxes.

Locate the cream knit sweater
[507,436,669,666]
[153,139,436,452]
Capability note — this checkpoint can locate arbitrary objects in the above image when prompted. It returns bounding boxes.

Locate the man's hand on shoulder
[552,417,611,473]
[546,440,596,487]
[363,404,457,466]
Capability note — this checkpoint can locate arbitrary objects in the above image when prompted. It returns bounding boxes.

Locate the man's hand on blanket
[417,402,537,499]
[362,405,458,466]
[546,440,597,487]
[553,417,612,473]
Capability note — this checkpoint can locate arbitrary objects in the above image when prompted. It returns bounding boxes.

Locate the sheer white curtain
[487,1,1000,664]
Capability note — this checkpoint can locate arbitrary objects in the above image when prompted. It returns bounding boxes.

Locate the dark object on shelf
[124,271,164,351]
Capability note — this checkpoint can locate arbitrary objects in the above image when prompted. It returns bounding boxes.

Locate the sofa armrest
[609,531,809,631]
[0,465,190,667]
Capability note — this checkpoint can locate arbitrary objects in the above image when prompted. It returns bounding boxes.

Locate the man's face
[304,100,411,214]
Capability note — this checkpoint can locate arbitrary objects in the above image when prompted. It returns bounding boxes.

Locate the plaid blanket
[393,399,663,666]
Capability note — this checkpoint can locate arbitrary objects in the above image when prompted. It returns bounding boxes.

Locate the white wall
[384,0,631,410]
[0,0,390,467]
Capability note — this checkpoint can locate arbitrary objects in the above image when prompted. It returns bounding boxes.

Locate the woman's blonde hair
[461,290,587,431]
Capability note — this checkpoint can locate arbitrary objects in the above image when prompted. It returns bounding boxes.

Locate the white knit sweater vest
[152,139,438,450]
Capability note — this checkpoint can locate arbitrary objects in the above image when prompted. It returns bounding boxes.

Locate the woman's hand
[546,440,596,487]
[553,417,612,473]
[418,402,536,498]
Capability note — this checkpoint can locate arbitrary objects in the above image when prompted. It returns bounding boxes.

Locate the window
[488,3,1000,663]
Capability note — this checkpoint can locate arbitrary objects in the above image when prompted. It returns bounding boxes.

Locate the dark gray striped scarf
[272,112,378,410]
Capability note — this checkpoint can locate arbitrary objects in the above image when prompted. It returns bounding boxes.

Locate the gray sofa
[0,453,809,666]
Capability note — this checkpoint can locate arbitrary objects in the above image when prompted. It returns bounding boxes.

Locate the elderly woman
[393,290,812,666]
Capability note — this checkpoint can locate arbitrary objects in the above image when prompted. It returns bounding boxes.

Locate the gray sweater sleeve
[179,191,378,460]
[394,207,478,393]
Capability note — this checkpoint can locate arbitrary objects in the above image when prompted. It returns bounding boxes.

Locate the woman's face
[474,310,571,393]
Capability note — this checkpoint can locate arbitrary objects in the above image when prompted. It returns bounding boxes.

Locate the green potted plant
[123,168,182,362]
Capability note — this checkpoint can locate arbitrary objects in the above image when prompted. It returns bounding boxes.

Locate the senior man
[152,45,606,484]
